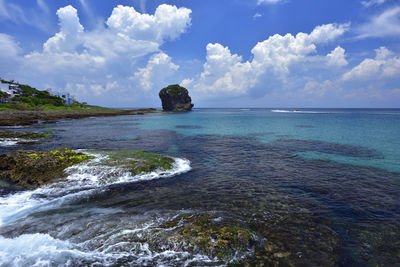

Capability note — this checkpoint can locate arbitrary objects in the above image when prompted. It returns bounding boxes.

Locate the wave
[0,138,39,146]
[0,150,192,226]
[0,229,214,266]
[271,109,340,114]
[0,139,20,146]
[0,150,197,265]
[271,109,292,113]
[65,150,192,188]
[0,125,28,129]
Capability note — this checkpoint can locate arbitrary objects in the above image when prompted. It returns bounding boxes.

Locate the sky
[0,0,399,108]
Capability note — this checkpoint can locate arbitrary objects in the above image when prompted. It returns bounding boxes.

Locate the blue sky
[0,0,399,108]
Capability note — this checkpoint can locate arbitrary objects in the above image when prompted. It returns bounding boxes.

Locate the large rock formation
[159,85,194,111]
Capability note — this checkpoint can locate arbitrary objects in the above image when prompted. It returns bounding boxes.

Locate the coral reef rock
[159,84,194,111]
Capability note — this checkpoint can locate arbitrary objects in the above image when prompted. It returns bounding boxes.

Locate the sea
[0,108,399,266]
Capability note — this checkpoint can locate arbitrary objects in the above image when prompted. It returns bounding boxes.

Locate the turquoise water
[136,108,400,173]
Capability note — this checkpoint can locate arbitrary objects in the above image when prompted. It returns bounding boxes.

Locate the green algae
[0,130,51,139]
[0,148,94,188]
[0,148,176,189]
[101,150,174,175]
[0,130,52,145]
[159,214,256,261]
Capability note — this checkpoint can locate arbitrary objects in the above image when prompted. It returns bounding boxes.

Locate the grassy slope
[0,79,112,111]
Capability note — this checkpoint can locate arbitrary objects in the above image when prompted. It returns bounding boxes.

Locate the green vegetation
[160,84,188,95]
[103,150,174,175]
[0,90,6,98]
[0,80,65,106]
[0,79,111,111]
[0,148,94,188]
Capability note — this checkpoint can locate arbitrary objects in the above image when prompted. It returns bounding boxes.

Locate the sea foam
[0,150,191,226]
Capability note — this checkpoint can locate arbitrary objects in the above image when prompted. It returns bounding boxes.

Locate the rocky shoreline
[0,148,94,189]
[0,108,157,126]
[0,149,176,189]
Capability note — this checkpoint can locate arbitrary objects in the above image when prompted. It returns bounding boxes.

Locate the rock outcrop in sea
[0,148,176,189]
[159,84,194,111]
[0,148,93,189]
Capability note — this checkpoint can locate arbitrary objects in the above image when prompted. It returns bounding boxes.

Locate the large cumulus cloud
[2,4,191,106]
[185,23,350,98]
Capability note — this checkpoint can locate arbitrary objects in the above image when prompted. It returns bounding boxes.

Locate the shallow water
[0,108,399,266]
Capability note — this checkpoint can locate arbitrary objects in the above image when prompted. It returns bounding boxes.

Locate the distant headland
[0,78,157,126]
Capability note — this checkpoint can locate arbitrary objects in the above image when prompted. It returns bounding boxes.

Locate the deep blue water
[0,108,399,266]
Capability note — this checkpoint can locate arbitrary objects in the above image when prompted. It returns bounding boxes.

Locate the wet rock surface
[160,213,256,261]
[0,130,52,145]
[0,148,93,189]
[97,149,175,175]
[0,148,176,190]
[0,109,157,126]
[159,85,194,111]
[0,131,51,139]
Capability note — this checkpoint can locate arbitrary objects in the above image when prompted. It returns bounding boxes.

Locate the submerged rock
[159,213,257,261]
[0,130,52,145]
[159,84,194,111]
[0,148,93,189]
[0,130,51,139]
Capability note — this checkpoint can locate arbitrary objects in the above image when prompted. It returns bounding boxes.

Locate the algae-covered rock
[0,148,177,189]
[159,84,194,111]
[0,130,52,145]
[102,150,175,175]
[0,130,51,139]
[159,214,256,261]
[0,148,93,189]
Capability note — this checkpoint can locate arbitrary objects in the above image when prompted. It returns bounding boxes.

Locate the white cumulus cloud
[6,4,192,105]
[43,5,84,53]
[134,52,179,91]
[342,47,400,81]
[327,46,348,67]
[192,43,255,95]
[106,4,192,43]
[186,23,349,97]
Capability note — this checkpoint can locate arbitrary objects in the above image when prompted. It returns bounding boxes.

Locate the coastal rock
[0,130,52,145]
[102,150,175,175]
[0,109,157,126]
[159,84,194,111]
[0,149,175,189]
[0,148,93,189]
[159,213,256,260]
